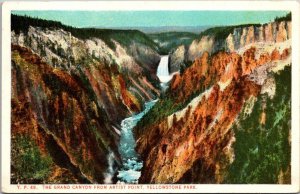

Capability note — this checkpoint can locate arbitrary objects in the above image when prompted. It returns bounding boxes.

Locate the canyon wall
[135,19,291,184]
[169,20,291,73]
[10,15,161,184]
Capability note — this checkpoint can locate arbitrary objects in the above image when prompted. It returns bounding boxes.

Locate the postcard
[1,1,300,193]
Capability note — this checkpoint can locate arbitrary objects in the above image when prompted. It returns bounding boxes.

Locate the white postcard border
[1,1,300,193]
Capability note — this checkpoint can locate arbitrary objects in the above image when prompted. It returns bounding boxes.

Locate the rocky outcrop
[169,21,291,73]
[135,21,291,183]
[169,45,187,73]
[187,35,215,63]
[226,21,291,53]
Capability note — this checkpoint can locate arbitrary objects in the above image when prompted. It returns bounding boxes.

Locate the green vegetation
[149,32,198,54]
[11,134,53,183]
[275,12,291,22]
[136,97,174,130]
[11,14,159,51]
[226,66,291,183]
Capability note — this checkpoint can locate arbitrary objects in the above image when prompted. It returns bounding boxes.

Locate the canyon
[10,13,291,184]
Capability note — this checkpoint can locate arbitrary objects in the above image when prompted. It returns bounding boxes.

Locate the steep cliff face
[225,21,291,53]
[169,45,187,73]
[169,20,291,73]
[11,15,161,184]
[135,19,291,183]
[11,45,121,183]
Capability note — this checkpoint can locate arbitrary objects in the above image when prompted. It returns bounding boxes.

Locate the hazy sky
[12,11,289,28]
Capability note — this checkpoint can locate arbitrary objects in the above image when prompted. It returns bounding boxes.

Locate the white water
[157,55,173,83]
[116,55,171,183]
[117,100,157,183]
[103,152,115,184]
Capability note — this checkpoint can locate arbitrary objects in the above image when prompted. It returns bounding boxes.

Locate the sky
[12,11,289,28]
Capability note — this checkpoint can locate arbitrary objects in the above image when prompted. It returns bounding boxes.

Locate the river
[116,55,171,184]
